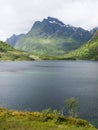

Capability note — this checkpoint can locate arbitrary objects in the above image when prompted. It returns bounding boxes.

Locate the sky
[0,0,98,41]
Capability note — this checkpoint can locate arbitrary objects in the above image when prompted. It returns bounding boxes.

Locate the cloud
[0,0,98,40]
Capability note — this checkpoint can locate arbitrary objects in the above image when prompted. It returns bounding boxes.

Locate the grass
[0,107,96,130]
[0,41,35,61]
[15,36,78,56]
[1,32,98,61]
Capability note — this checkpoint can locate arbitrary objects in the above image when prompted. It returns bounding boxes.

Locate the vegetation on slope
[15,17,91,56]
[61,31,98,60]
[2,29,98,61]
[16,37,66,55]
[0,107,96,130]
[0,41,34,61]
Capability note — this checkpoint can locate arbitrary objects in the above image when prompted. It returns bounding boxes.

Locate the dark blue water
[0,61,98,127]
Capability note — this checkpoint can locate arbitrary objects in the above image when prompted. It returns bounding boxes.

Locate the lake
[0,61,98,127]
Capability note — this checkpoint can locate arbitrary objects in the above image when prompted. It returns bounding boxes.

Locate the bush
[65,117,89,127]
[75,119,89,127]
[41,108,53,122]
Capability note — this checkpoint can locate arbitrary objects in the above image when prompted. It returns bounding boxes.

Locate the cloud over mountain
[0,0,98,40]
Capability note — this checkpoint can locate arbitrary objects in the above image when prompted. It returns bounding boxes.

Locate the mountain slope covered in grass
[0,41,33,61]
[62,31,98,60]
[7,17,92,56]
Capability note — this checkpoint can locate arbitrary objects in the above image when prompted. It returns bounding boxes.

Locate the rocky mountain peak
[45,17,65,27]
[6,17,92,55]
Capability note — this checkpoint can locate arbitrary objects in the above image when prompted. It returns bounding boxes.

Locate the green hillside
[0,41,33,61]
[62,31,98,60]
[16,36,66,55]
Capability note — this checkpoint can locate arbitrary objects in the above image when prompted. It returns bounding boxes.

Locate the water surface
[0,61,98,127]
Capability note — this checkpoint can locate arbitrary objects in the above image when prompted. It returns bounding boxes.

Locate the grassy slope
[0,108,96,130]
[15,21,85,56]
[15,36,77,56]
[0,41,34,61]
[61,31,98,60]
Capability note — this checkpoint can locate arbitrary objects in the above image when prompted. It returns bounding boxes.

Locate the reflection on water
[0,61,98,127]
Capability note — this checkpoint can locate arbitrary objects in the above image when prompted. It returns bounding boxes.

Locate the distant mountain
[7,17,92,56]
[0,41,33,60]
[63,31,98,60]
[6,34,24,46]
[90,27,98,35]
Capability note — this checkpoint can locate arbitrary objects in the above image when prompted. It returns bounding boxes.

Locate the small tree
[41,108,52,122]
[64,97,79,117]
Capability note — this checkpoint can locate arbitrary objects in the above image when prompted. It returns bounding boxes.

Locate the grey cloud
[0,0,98,40]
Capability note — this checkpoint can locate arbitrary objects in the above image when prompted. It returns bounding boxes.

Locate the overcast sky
[0,0,98,41]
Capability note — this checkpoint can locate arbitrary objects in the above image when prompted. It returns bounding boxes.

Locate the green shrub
[65,117,89,127]
[75,119,89,127]
[41,108,53,122]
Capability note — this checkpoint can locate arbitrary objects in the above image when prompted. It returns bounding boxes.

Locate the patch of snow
[49,21,56,24]
[49,20,65,27]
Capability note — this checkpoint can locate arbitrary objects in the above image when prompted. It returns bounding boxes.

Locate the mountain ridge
[6,17,92,56]
[6,34,25,46]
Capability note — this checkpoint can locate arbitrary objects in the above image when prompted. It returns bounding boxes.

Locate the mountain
[7,17,92,56]
[90,27,98,35]
[6,34,24,46]
[0,41,33,60]
[63,31,98,60]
